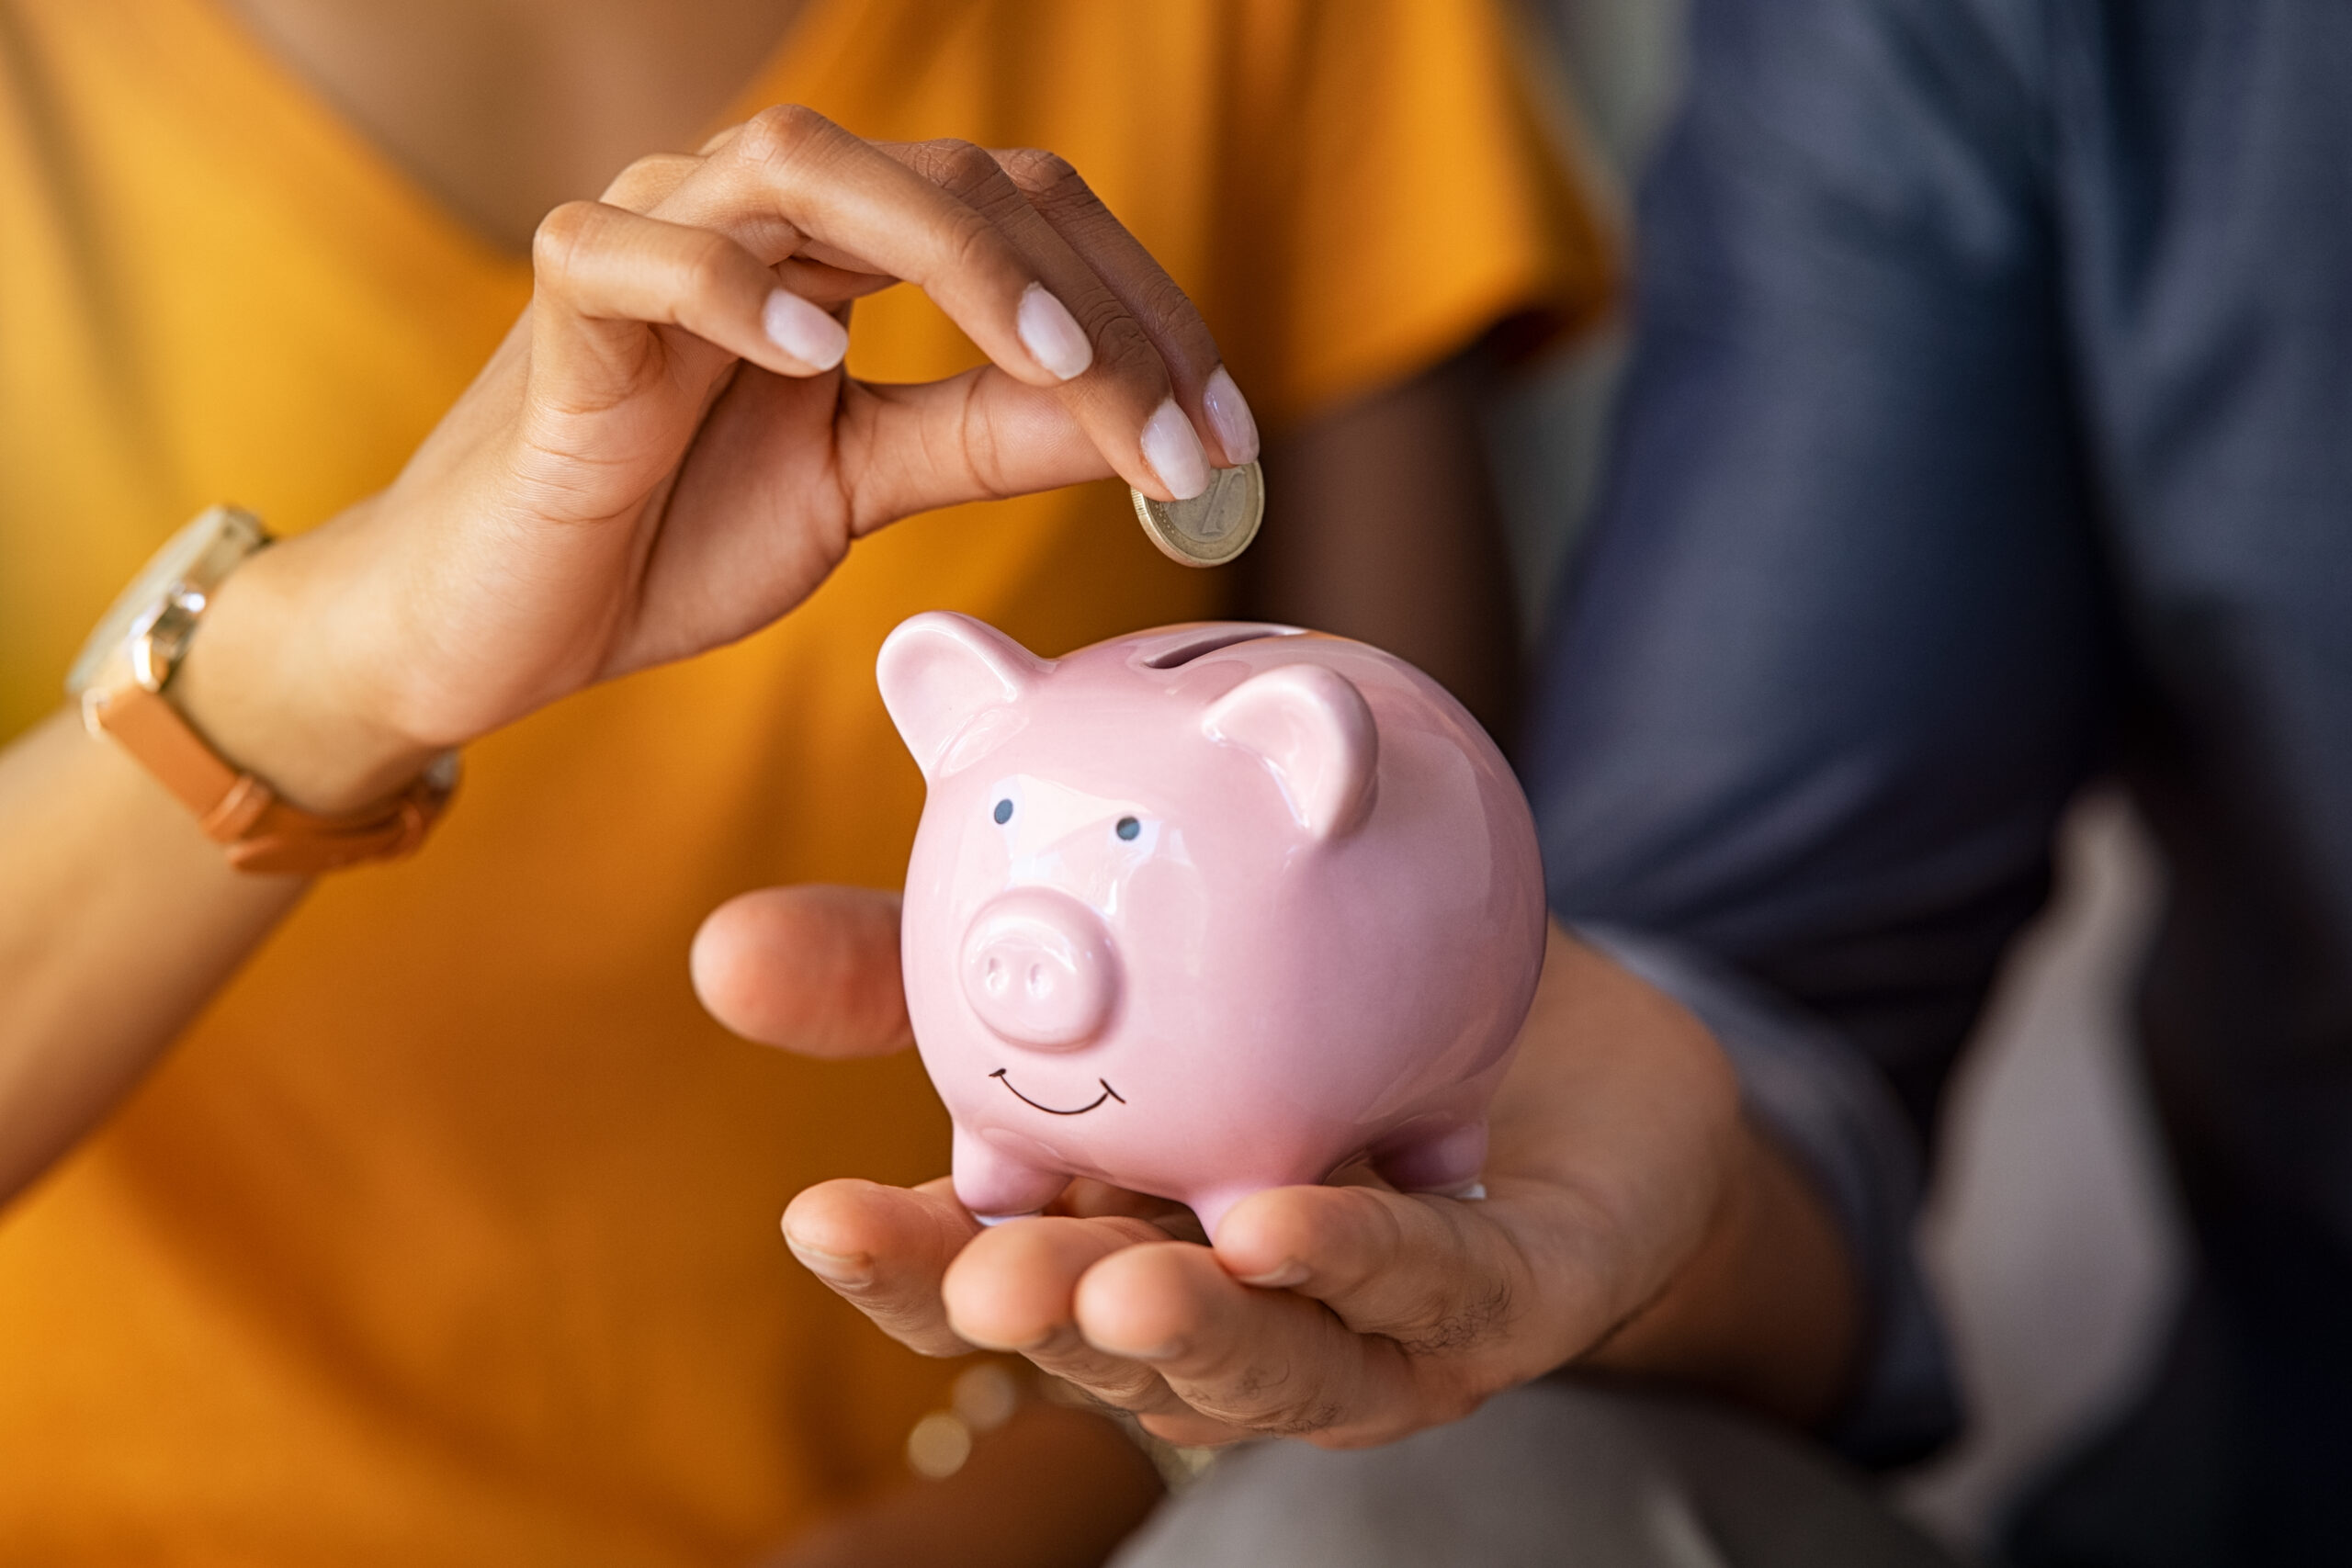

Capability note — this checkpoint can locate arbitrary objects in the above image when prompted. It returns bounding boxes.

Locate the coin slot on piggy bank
[878,612,1546,1240]
[1136,625,1301,670]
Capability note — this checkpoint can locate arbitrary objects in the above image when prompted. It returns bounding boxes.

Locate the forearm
[0,528,417,1202]
[1249,352,1521,743]
[0,706,304,1201]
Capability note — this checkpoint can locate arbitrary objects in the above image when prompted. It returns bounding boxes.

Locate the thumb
[692,884,913,1059]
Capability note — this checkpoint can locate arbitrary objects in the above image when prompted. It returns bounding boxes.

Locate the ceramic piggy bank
[878,614,1546,1239]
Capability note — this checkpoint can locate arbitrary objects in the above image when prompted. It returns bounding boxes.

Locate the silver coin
[1132,460,1264,568]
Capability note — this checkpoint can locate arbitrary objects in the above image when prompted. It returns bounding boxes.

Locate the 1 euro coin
[1132,460,1264,568]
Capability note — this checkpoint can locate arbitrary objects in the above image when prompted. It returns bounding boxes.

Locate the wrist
[1585,1119,1860,1426]
[170,518,439,814]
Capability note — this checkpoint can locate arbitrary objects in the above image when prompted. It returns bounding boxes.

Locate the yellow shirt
[0,0,1605,1561]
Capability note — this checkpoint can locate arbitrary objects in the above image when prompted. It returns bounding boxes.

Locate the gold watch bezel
[66,505,273,714]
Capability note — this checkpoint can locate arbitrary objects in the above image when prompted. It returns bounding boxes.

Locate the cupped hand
[187,108,1257,809]
[694,886,1815,1451]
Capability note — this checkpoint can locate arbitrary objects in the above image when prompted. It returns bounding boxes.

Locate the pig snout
[959,886,1119,1049]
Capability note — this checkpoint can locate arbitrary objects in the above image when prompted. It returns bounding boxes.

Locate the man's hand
[695,887,1860,1449]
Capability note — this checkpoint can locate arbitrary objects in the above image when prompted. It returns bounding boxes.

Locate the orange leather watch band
[87,682,457,874]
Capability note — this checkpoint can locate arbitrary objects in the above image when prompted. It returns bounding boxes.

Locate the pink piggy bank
[878,614,1546,1240]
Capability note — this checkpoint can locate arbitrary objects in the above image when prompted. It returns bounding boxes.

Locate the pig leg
[951,1126,1069,1224]
[1373,1120,1489,1201]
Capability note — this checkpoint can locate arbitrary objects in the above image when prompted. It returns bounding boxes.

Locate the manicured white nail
[1202,366,1261,465]
[763,288,848,372]
[1017,283,1093,381]
[1140,398,1211,500]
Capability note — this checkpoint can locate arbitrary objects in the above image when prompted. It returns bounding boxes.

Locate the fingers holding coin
[975,143,1270,547]
[991,146,1259,469]
[861,141,1171,498]
[942,141,1271,557]
[628,109,1245,506]
[568,106,1267,554]
[881,138,1275,510]
[1134,459,1265,567]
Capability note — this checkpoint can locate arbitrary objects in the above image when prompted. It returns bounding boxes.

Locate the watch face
[65,506,268,697]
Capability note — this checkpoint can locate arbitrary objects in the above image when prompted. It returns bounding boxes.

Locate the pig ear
[1202,664,1378,840]
[877,613,1047,779]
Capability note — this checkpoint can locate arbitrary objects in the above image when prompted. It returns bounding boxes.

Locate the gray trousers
[1110,1378,1962,1568]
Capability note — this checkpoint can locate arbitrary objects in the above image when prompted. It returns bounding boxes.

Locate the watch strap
[86,682,457,874]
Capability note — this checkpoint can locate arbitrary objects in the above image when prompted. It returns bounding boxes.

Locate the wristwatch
[65,504,458,874]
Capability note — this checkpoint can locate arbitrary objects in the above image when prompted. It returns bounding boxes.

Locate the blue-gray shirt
[1524,1,2352,1559]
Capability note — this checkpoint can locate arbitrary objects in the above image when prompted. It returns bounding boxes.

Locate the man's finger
[692,885,910,1058]
[781,1178,976,1357]
[1070,1238,1439,1446]
[1051,1179,1206,1239]
[943,1215,1196,1419]
[1209,1181,1544,1356]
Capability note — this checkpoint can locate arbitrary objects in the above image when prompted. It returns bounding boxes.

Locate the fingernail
[783,1233,872,1287]
[1202,366,1261,465]
[1098,1336,1185,1362]
[1140,398,1211,500]
[1017,283,1093,381]
[1237,1261,1307,1290]
[763,288,848,371]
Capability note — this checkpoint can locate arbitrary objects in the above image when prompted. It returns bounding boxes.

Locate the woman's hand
[179,108,1259,809]
[695,888,1861,1451]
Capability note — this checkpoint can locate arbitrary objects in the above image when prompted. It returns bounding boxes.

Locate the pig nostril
[1026,963,1047,998]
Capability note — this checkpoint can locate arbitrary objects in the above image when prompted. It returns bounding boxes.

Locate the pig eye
[992,798,1013,825]
[1115,817,1140,841]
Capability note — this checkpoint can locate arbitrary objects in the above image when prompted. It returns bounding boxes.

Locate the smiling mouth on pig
[989,1068,1125,1116]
